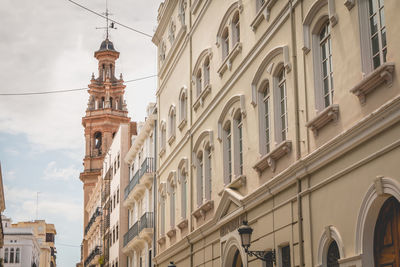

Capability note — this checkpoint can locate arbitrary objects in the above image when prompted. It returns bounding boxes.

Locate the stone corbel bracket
[350,62,395,104]
[253,140,292,173]
[306,104,339,136]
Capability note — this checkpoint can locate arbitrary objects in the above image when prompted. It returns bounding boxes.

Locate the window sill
[177,218,188,230]
[193,84,212,111]
[166,228,176,238]
[217,42,242,77]
[192,200,214,220]
[157,236,166,245]
[306,104,339,136]
[168,135,176,145]
[250,0,278,31]
[253,140,292,173]
[228,175,246,190]
[350,62,395,104]
[178,119,187,131]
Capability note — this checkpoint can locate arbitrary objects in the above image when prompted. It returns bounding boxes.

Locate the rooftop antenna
[96,0,117,39]
[36,192,41,220]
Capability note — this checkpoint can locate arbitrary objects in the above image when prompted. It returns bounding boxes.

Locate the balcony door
[374,197,400,267]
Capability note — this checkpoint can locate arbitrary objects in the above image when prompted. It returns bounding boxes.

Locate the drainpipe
[289,1,305,266]
[189,1,194,266]
[289,0,301,161]
[153,114,158,266]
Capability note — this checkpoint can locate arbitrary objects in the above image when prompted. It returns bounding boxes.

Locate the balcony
[84,207,102,236]
[84,246,101,267]
[124,158,154,207]
[122,212,154,253]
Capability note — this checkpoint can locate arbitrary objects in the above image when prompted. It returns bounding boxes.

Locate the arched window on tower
[94,132,102,156]
[100,97,105,109]
[110,97,113,109]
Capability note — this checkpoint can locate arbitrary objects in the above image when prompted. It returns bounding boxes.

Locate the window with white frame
[160,121,166,153]
[319,21,334,108]
[196,69,202,96]
[222,28,230,60]
[259,81,271,155]
[169,185,175,228]
[4,248,8,263]
[196,151,204,206]
[160,195,165,236]
[180,168,187,219]
[195,145,212,206]
[204,57,210,86]
[234,112,244,176]
[168,106,176,142]
[232,11,240,46]
[223,122,233,183]
[369,0,386,69]
[179,88,187,124]
[276,67,288,142]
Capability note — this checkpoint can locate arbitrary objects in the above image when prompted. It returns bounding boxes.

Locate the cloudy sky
[0,0,161,265]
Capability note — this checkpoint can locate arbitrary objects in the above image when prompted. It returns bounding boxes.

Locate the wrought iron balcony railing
[84,245,101,267]
[123,212,154,247]
[123,221,139,247]
[84,207,102,235]
[124,157,154,200]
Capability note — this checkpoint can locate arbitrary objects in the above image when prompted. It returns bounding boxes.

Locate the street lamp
[168,262,176,267]
[238,221,276,264]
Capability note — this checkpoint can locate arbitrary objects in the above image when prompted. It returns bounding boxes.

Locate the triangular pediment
[214,188,244,222]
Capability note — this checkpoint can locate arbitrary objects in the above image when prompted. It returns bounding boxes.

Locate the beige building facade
[11,220,56,267]
[152,0,400,267]
[122,103,157,267]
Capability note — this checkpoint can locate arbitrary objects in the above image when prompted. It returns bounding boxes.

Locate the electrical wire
[0,74,157,96]
[66,0,153,38]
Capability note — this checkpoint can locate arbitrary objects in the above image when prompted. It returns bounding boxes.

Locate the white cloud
[3,170,16,181]
[43,161,80,181]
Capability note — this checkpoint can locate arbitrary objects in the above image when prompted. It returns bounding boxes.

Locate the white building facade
[122,103,157,267]
[1,217,40,267]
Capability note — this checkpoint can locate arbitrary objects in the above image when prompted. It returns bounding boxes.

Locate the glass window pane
[371,34,380,55]
[322,43,327,60]
[369,0,378,15]
[380,8,385,27]
[382,28,387,47]
[322,61,328,77]
[323,78,329,95]
[370,15,378,35]
[383,48,387,63]
[373,54,381,69]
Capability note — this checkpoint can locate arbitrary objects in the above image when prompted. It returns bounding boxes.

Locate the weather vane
[96,0,117,39]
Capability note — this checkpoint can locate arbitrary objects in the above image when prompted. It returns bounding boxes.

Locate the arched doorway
[374,196,400,266]
[232,249,243,267]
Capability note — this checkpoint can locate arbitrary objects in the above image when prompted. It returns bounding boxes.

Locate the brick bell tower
[79,38,131,262]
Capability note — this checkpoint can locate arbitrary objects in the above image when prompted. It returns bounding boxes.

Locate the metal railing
[123,212,154,247]
[84,207,102,235]
[124,157,154,200]
[139,212,154,232]
[84,246,101,267]
[123,221,139,247]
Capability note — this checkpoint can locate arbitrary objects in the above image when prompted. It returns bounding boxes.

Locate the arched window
[204,145,212,201]
[327,241,340,267]
[10,248,14,263]
[319,21,334,108]
[204,57,210,86]
[168,106,176,143]
[4,248,8,263]
[232,12,240,46]
[196,69,202,96]
[94,132,102,155]
[160,121,166,155]
[101,97,105,109]
[232,249,243,267]
[16,248,20,263]
[179,88,187,125]
[276,68,288,142]
[110,97,113,109]
[222,28,230,59]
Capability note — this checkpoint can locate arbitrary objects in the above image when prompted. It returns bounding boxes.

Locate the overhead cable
[66,0,153,38]
[0,74,157,96]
